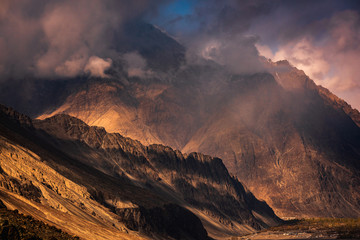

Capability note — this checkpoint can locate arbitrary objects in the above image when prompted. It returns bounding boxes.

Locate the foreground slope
[0,199,79,240]
[0,104,280,240]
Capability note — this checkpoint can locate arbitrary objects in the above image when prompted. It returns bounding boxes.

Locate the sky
[0,0,359,109]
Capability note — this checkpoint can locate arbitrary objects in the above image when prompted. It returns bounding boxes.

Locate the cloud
[162,0,360,104]
[257,10,360,109]
[191,35,265,74]
[255,44,274,60]
[1,0,359,111]
[54,54,88,78]
[0,0,170,79]
[157,0,273,74]
[84,56,112,78]
[122,52,153,78]
[271,38,331,81]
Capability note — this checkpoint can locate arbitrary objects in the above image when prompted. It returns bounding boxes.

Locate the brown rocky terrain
[0,199,79,240]
[182,61,360,218]
[34,60,360,219]
[0,104,281,239]
[1,21,359,220]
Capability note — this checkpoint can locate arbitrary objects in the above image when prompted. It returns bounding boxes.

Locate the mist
[0,0,359,108]
[0,0,272,80]
[150,0,360,109]
[0,0,167,79]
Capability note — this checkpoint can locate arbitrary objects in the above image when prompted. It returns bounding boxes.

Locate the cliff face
[36,60,360,218]
[0,104,280,240]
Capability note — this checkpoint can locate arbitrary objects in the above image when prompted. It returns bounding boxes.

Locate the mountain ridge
[1,20,359,220]
[0,103,281,240]
[34,60,360,218]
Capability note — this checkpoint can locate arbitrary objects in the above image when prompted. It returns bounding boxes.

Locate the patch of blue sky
[148,0,199,35]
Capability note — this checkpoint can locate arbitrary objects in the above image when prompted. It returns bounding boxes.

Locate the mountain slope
[0,199,79,240]
[2,20,360,219]
[182,61,360,218]
[0,104,280,240]
[36,60,360,218]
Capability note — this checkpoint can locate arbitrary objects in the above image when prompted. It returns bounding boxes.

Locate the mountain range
[33,59,360,219]
[0,103,280,239]
[0,19,360,239]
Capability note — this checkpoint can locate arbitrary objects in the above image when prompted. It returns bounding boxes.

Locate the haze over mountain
[1,1,360,239]
[1,12,360,221]
[34,64,360,219]
[2,19,351,219]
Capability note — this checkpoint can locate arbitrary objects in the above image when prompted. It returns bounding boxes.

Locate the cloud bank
[151,0,360,108]
[0,0,167,79]
[0,0,359,108]
[256,10,360,109]
[164,0,272,74]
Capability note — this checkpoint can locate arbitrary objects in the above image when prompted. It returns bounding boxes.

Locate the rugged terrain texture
[0,104,280,240]
[183,61,360,218]
[0,199,79,240]
[1,21,360,219]
[36,60,360,219]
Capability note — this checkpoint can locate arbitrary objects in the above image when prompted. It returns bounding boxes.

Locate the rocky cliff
[0,104,280,239]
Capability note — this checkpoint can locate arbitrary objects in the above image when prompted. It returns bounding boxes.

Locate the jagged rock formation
[0,104,280,240]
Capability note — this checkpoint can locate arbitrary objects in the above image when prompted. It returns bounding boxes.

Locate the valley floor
[236,218,360,240]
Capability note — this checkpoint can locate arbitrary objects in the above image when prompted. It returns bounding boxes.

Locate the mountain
[0,104,280,240]
[115,20,186,72]
[1,21,360,219]
[183,60,360,218]
[33,59,360,218]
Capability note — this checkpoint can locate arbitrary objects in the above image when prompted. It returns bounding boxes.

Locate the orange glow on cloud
[257,10,360,110]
